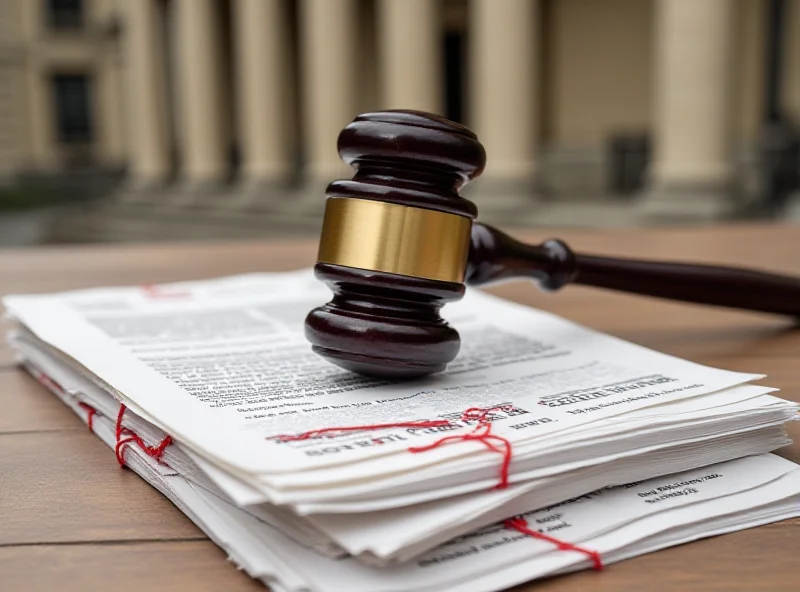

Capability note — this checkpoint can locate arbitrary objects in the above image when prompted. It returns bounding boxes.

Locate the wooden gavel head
[304,110,487,379]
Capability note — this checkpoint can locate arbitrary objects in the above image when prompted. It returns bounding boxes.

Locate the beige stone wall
[735,0,766,143]
[544,0,654,148]
[0,0,23,41]
[0,0,29,176]
[542,0,788,151]
[785,0,800,121]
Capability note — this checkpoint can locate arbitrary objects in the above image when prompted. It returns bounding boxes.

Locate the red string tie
[274,405,515,490]
[504,516,604,571]
[77,402,97,431]
[29,366,97,432]
[31,368,65,395]
[114,404,173,467]
[409,405,515,489]
[275,420,453,442]
[141,284,191,299]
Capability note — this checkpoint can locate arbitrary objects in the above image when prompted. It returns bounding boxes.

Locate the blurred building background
[1,0,799,245]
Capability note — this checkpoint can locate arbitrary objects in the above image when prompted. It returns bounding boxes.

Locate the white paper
[18,337,795,564]
[34,374,800,592]
[2,272,764,486]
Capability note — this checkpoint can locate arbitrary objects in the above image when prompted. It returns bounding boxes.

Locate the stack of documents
[4,269,799,591]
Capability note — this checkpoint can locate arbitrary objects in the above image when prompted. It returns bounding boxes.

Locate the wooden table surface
[1,222,799,591]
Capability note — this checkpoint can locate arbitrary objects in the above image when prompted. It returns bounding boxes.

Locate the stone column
[643,0,736,219]
[122,0,170,187]
[299,0,358,185]
[377,0,442,113]
[233,0,293,194]
[468,0,538,202]
[94,0,128,169]
[23,66,54,172]
[21,0,56,171]
[174,0,228,188]
[98,41,126,169]
[781,0,800,219]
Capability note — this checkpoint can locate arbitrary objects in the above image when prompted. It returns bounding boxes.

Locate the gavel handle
[466,223,800,317]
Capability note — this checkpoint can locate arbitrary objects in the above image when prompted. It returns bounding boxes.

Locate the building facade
[1,0,800,221]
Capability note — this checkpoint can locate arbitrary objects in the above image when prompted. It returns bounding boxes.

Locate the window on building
[51,73,93,144]
[46,0,85,30]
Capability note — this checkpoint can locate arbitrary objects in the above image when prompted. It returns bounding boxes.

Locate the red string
[31,368,65,395]
[27,367,173,467]
[141,284,191,299]
[276,420,452,442]
[77,402,97,431]
[114,404,173,468]
[409,405,514,489]
[115,433,173,467]
[274,405,515,489]
[28,367,97,433]
[41,375,596,570]
[461,405,514,423]
[115,404,126,441]
[504,516,604,571]
[115,436,138,466]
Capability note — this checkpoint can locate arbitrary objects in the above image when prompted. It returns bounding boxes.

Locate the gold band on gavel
[316,197,472,283]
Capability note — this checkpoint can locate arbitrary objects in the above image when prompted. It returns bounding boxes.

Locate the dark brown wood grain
[1,223,799,591]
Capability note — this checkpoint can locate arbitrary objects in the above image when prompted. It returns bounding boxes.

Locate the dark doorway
[51,73,93,144]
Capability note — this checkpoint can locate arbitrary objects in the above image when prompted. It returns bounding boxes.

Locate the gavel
[304,110,800,379]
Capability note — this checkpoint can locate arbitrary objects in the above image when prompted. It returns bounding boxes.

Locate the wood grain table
[2,223,799,592]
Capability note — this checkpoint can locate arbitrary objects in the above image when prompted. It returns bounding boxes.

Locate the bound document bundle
[4,270,799,591]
